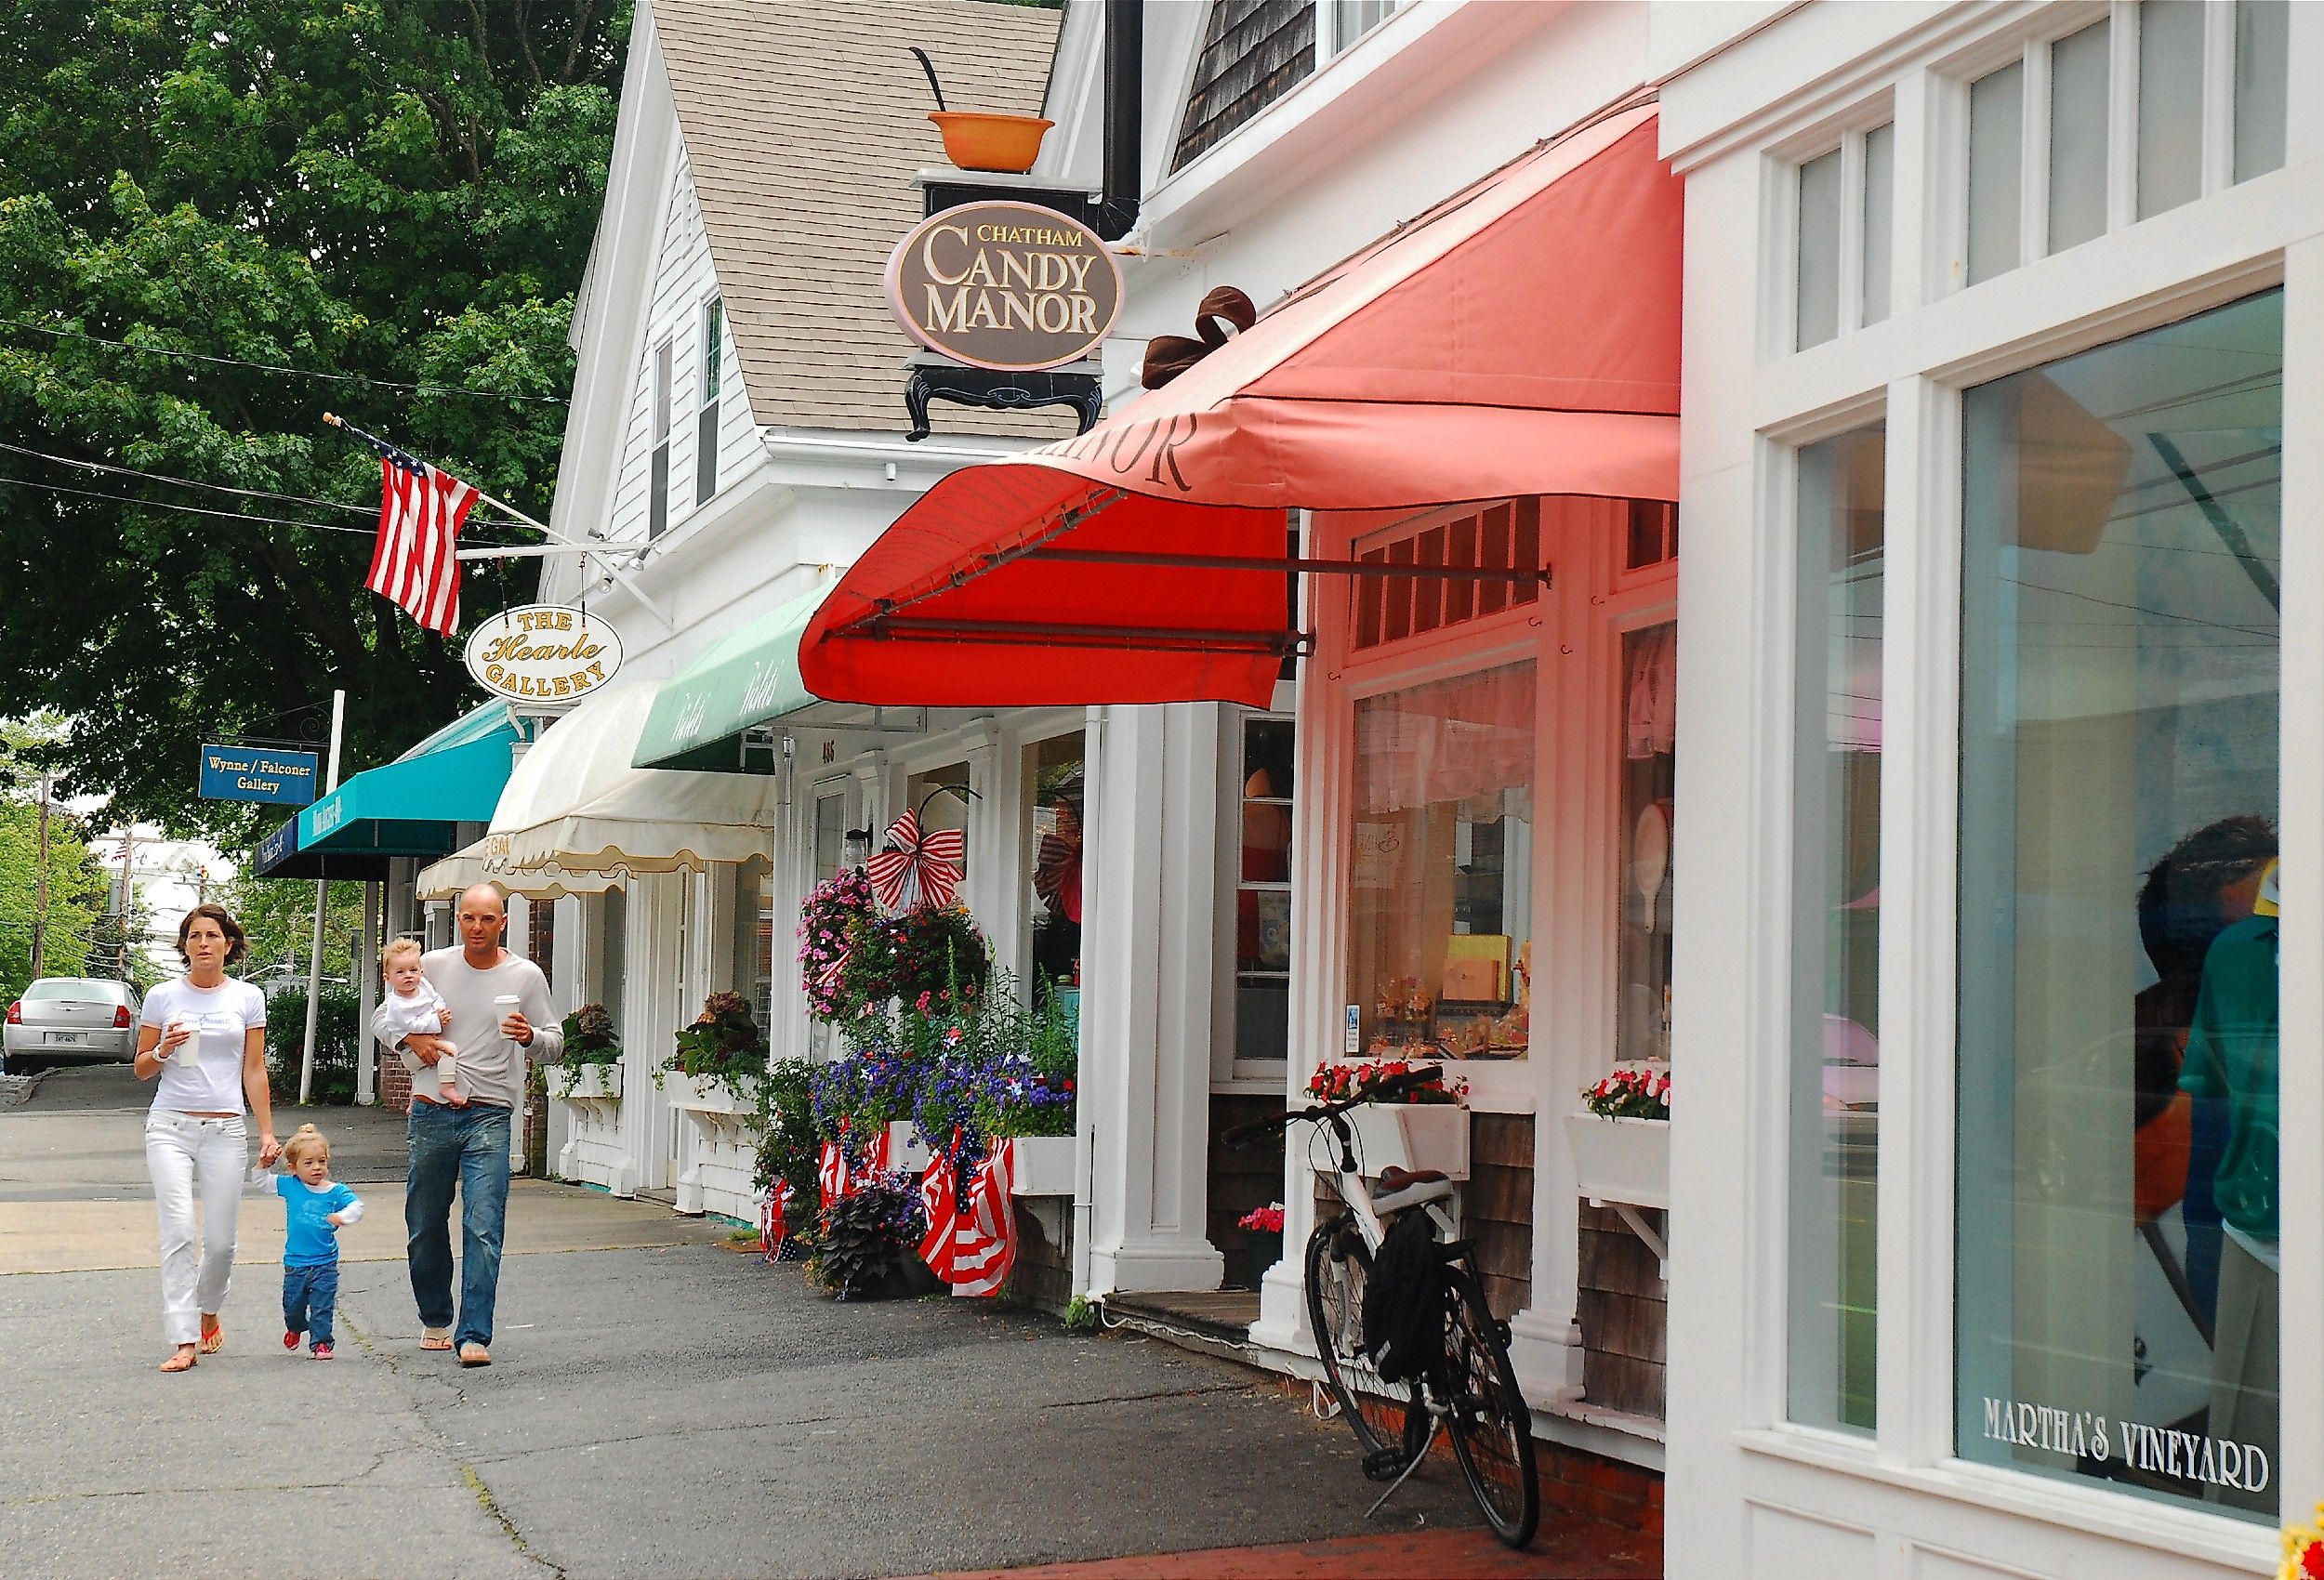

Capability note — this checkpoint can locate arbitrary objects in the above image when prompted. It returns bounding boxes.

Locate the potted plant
[799,868,878,1024]
[548,1003,622,1102]
[1238,1203,1285,1285]
[805,1169,931,1301]
[1304,1059,1471,1179]
[1565,1066,1671,1210]
[752,1058,822,1257]
[658,991,769,1112]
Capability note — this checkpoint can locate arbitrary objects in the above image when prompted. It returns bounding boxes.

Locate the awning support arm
[861,614,1311,657]
[1019,546,1550,585]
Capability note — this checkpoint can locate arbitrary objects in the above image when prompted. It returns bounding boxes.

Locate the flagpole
[321,413,672,629]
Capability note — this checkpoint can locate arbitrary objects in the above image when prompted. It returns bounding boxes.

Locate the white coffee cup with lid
[167,1015,203,1068]
[494,994,522,1035]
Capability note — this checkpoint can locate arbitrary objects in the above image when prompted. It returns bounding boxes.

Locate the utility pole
[29,771,52,980]
[113,825,139,980]
[298,690,346,1106]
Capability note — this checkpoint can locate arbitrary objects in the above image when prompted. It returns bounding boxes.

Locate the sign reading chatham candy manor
[885,200,1124,372]
[463,603,623,706]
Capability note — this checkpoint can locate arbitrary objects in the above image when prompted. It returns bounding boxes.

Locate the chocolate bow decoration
[1140,285,1257,390]
[865,807,966,912]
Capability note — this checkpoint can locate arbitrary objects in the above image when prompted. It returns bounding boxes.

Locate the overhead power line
[0,318,572,405]
[0,473,380,538]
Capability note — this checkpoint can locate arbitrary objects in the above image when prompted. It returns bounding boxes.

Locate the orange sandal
[199,1316,224,1355]
[420,1327,454,1351]
[160,1346,198,1373]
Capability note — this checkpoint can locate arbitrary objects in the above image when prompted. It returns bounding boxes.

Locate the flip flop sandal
[199,1319,224,1355]
[160,1348,198,1373]
[420,1328,455,1351]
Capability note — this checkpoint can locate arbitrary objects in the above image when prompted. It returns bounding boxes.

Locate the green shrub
[264,984,362,1105]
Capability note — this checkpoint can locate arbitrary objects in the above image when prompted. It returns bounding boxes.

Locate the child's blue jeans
[283,1262,340,1349]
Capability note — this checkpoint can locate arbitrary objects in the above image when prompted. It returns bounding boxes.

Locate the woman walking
[133,903,281,1372]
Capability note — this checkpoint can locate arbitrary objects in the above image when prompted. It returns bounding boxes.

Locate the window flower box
[548,1063,621,1103]
[1564,1113,1670,1211]
[891,1121,1077,1197]
[1343,1102,1470,1181]
[662,1069,762,1119]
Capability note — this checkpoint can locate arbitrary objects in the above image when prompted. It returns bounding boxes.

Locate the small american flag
[339,418,479,637]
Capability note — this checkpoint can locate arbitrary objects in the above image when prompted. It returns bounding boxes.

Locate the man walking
[372,883,561,1366]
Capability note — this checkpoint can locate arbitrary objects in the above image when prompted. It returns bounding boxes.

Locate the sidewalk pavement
[1,1064,1662,1579]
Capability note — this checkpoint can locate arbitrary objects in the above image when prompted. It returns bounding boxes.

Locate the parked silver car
[3,977,141,1071]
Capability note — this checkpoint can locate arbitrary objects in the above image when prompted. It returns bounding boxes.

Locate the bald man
[370,883,561,1365]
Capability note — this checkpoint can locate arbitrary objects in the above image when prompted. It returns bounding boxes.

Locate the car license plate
[46,1031,83,1045]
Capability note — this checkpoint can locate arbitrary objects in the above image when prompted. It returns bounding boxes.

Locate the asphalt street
[0,1067,1490,1579]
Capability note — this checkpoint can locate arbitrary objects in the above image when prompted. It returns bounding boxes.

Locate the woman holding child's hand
[134,903,278,1374]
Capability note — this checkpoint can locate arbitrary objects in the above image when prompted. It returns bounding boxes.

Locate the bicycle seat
[1377,1166,1447,1192]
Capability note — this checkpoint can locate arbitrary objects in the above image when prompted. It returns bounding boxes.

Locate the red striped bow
[865,809,965,912]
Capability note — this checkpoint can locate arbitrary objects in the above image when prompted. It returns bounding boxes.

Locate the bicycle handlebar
[1220,1066,1445,1150]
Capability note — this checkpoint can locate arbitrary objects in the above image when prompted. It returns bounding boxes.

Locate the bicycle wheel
[1440,1267,1540,1548]
[1303,1217,1412,1462]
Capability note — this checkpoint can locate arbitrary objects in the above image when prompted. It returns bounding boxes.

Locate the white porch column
[619,872,686,1195]
[354,879,379,1105]
[1082,703,1225,1295]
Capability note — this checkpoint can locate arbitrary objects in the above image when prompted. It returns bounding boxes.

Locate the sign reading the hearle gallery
[198,744,321,807]
[464,603,624,706]
[885,201,1124,372]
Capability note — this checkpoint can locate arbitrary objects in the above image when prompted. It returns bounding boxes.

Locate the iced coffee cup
[168,1015,202,1068]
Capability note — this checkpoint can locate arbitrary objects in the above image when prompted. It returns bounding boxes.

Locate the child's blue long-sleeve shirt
[274,1176,363,1267]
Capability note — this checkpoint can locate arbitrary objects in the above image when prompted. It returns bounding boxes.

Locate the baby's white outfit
[383,980,457,1100]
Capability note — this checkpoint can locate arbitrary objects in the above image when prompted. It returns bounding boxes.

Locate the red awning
[802,102,1683,709]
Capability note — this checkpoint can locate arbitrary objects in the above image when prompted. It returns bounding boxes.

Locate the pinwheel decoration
[866,785,975,912]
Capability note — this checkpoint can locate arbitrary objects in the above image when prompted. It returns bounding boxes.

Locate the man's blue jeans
[282,1262,340,1349]
[405,1101,512,1349]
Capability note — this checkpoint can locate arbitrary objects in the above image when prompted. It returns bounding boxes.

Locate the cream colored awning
[488,678,780,874]
[415,834,623,902]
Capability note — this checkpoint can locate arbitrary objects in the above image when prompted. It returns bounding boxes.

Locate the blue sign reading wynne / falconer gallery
[198,744,320,807]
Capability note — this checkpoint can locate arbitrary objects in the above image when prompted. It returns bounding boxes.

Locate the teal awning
[633,584,829,772]
[252,704,522,879]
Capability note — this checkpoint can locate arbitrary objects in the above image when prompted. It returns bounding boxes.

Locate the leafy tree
[0,2,628,842]
[0,716,116,1002]
[214,869,367,984]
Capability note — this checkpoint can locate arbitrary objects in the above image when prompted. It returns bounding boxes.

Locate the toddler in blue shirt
[275,1124,363,1359]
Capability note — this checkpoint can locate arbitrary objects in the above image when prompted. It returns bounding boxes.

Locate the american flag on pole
[337,418,479,637]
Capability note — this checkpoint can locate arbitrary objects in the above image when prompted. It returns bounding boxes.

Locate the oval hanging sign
[464,604,623,707]
[885,201,1123,372]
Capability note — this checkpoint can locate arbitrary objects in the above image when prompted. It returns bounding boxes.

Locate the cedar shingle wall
[1578,1202,1666,1418]
[1172,0,1315,169]
[1466,1113,1533,1321]
[654,0,1074,437]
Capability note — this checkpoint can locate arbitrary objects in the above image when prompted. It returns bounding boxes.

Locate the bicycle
[1224,1068,1540,1549]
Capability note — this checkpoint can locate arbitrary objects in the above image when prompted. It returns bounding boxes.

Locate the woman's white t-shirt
[139,977,268,1113]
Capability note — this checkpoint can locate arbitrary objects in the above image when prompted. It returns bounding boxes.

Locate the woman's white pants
[144,1111,247,1345]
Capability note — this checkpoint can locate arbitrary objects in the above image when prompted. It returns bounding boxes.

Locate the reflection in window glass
[812,790,848,887]
[1968,61,2025,284]
[1958,291,2281,1520]
[1789,427,1884,1434]
[733,857,773,1028]
[599,888,627,1036]
[905,762,972,883]
[2139,0,2205,219]
[1349,665,1534,1062]
[1235,718,1295,1062]
[1618,625,1677,1064]
[1861,124,1895,326]
[2234,1,2289,183]
[1026,734,1087,991]
[1797,149,1842,349]
[2047,21,2110,254]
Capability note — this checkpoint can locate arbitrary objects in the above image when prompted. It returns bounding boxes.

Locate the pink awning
[802,102,1683,709]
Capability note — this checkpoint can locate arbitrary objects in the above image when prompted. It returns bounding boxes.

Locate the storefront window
[1957,291,2280,1519]
[1617,625,1677,1064]
[732,857,773,1028]
[1025,733,1086,991]
[599,888,626,1034]
[1789,426,1884,1434]
[1348,663,1534,1061]
[812,787,848,886]
[905,761,971,878]
[1235,718,1294,1063]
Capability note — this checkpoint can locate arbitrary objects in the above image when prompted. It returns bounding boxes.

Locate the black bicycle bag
[1361,1209,1447,1384]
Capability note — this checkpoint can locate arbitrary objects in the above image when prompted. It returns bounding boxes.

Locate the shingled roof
[653,0,1068,436]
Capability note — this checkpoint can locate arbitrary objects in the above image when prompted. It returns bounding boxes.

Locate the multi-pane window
[1323,0,1398,58]
[1964,2,2288,284]
[732,857,773,1029]
[1794,122,1895,350]
[1788,426,1885,1436]
[1956,291,2282,1520]
[1234,717,1294,1064]
[1025,733,1087,992]
[1352,499,1540,650]
[695,299,722,507]
[649,339,673,539]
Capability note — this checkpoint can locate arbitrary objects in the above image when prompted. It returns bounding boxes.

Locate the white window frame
[1212,701,1298,1090]
[694,296,722,508]
[1722,30,2311,1561]
[649,337,673,539]
[1766,96,1898,359]
[1936,1,2251,293]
